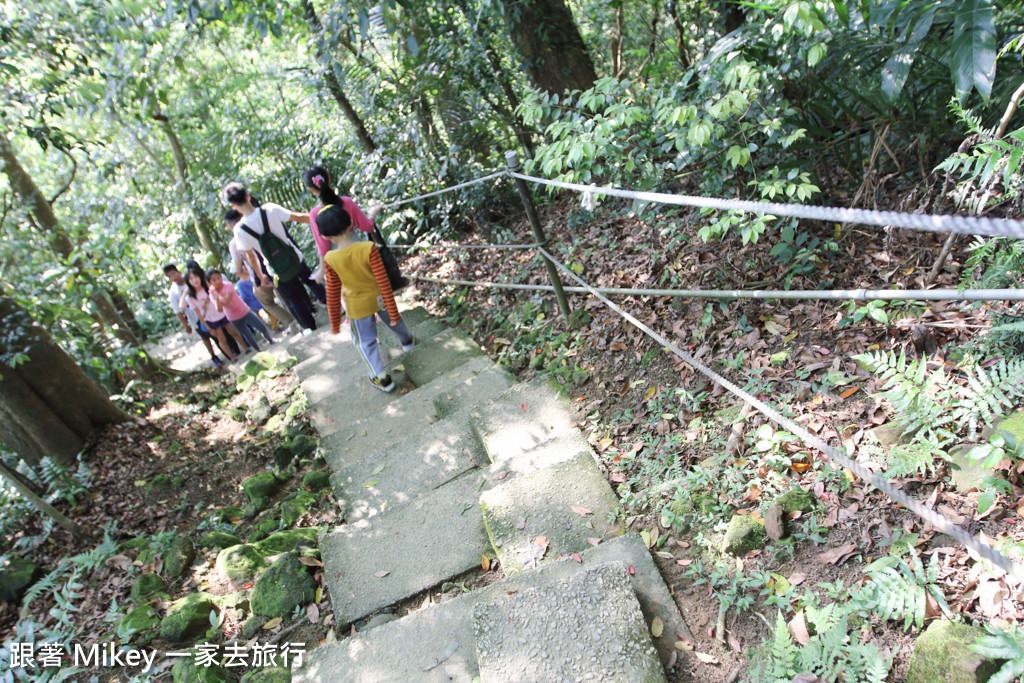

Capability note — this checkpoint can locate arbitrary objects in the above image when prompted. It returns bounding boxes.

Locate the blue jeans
[230,311,274,351]
[350,310,412,378]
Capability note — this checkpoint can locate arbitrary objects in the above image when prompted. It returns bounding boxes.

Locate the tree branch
[48,146,78,207]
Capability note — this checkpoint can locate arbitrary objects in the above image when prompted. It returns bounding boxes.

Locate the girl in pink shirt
[208,269,276,352]
[179,264,247,360]
[302,166,376,283]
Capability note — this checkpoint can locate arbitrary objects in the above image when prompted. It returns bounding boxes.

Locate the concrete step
[319,354,515,442]
[488,428,595,478]
[480,451,624,575]
[319,470,491,627]
[470,377,579,465]
[402,328,486,386]
[293,533,691,682]
[473,562,665,682]
[328,411,488,521]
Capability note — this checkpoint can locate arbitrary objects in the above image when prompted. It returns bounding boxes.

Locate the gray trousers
[254,285,295,327]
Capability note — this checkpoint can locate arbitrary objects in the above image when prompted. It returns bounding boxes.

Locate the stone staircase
[264,303,692,681]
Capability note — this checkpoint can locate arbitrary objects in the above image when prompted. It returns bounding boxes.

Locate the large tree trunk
[0,130,161,379]
[0,298,129,468]
[498,0,598,96]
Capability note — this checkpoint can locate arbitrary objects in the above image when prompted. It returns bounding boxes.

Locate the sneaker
[402,336,416,353]
[211,357,223,368]
[369,373,396,393]
[302,328,314,337]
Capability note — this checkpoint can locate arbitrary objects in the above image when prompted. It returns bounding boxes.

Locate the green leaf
[407,34,419,56]
[833,0,849,27]
[951,0,997,101]
[880,7,936,102]
[978,489,996,515]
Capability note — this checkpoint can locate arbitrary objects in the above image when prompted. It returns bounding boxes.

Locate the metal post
[505,151,573,323]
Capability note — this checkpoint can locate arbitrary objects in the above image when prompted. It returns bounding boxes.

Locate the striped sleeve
[325,263,343,334]
[369,246,400,324]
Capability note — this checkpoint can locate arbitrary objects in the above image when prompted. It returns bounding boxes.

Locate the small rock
[163,535,195,579]
[722,515,766,557]
[0,556,40,604]
[250,554,316,618]
[117,605,160,643]
[215,544,265,585]
[242,615,267,639]
[160,592,217,642]
[301,470,331,491]
[764,505,785,541]
[948,444,1004,494]
[242,471,279,510]
[247,395,273,426]
[775,489,816,514]
[906,620,1003,683]
[130,573,165,603]
[198,532,243,550]
[362,613,399,631]
[253,528,320,555]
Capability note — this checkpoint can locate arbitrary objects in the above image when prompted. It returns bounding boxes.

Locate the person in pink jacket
[302,166,377,286]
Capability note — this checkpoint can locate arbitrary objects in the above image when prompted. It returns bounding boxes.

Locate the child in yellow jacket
[316,204,414,392]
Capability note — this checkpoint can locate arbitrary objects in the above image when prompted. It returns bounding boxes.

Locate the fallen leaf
[521,403,527,411]
[262,617,283,630]
[610,471,627,483]
[788,610,810,646]
[572,553,582,563]
[816,544,859,565]
[644,386,657,401]
[534,535,548,551]
[307,603,320,624]
[363,480,379,488]
[839,387,859,399]
[298,557,323,567]
[569,505,593,516]
[482,555,490,572]
[677,559,692,566]
[651,616,664,638]
[371,462,386,476]
[695,652,720,664]
[641,530,652,548]
[628,565,635,576]
[610,342,628,351]
[727,632,742,653]
[788,572,807,586]
[374,571,390,578]
[104,555,132,571]
[674,639,694,651]
[586,537,602,546]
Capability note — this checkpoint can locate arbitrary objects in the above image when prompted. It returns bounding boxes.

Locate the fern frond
[884,436,946,478]
[973,624,1024,683]
[19,560,71,619]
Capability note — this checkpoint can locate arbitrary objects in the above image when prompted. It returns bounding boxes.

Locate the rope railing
[379,170,508,211]
[509,171,1024,240]
[411,274,1024,302]
[535,246,1023,579]
[378,167,1024,576]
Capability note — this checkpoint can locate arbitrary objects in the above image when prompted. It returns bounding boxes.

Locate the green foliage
[883,435,947,478]
[973,623,1024,683]
[850,550,950,631]
[748,606,889,683]
[856,350,1024,441]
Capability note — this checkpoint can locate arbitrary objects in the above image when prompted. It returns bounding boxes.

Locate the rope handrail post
[504,151,573,324]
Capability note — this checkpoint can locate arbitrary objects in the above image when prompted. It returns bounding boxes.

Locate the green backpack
[239,209,302,282]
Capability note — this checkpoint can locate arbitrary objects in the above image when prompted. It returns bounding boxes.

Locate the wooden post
[505,152,573,323]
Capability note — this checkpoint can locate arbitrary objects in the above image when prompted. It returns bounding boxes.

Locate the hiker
[207,268,276,352]
[163,263,224,368]
[223,182,325,335]
[316,203,415,393]
[302,166,376,286]
[225,209,296,332]
[179,263,249,361]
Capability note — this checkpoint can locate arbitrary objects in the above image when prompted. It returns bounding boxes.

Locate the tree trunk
[0,129,161,379]
[498,0,598,96]
[153,113,220,260]
[667,0,691,69]
[111,290,146,341]
[610,1,624,78]
[0,297,129,468]
[302,0,379,155]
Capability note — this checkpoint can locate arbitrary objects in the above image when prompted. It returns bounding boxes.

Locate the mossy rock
[0,556,40,604]
[242,615,267,639]
[117,604,160,643]
[289,435,317,459]
[218,506,246,523]
[251,554,316,618]
[240,667,291,683]
[160,592,217,643]
[164,535,196,579]
[242,472,279,510]
[148,473,173,491]
[775,489,817,514]
[198,532,243,550]
[172,658,233,683]
[263,414,287,434]
[722,515,766,557]
[247,395,273,426]
[216,545,266,585]
[248,530,268,543]
[253,528,320,555]
[212,591,250,611]
[280,491,318,527]
[301,470,331,491]
[255,519,279,534]
[130,573,165,603]
[226,407,247,422]
[119,537,151,551]
[906,620,1003,683]
[172,476,185,488]
[272,444,296,469]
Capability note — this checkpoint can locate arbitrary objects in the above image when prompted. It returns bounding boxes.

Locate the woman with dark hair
[302,166,377,285]
[178,263,249,361]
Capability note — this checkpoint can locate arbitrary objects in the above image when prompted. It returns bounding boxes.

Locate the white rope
[512,172,1024,240]
[537,245,1023,578]
[379,170,508,210]
[388,242,541,251]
